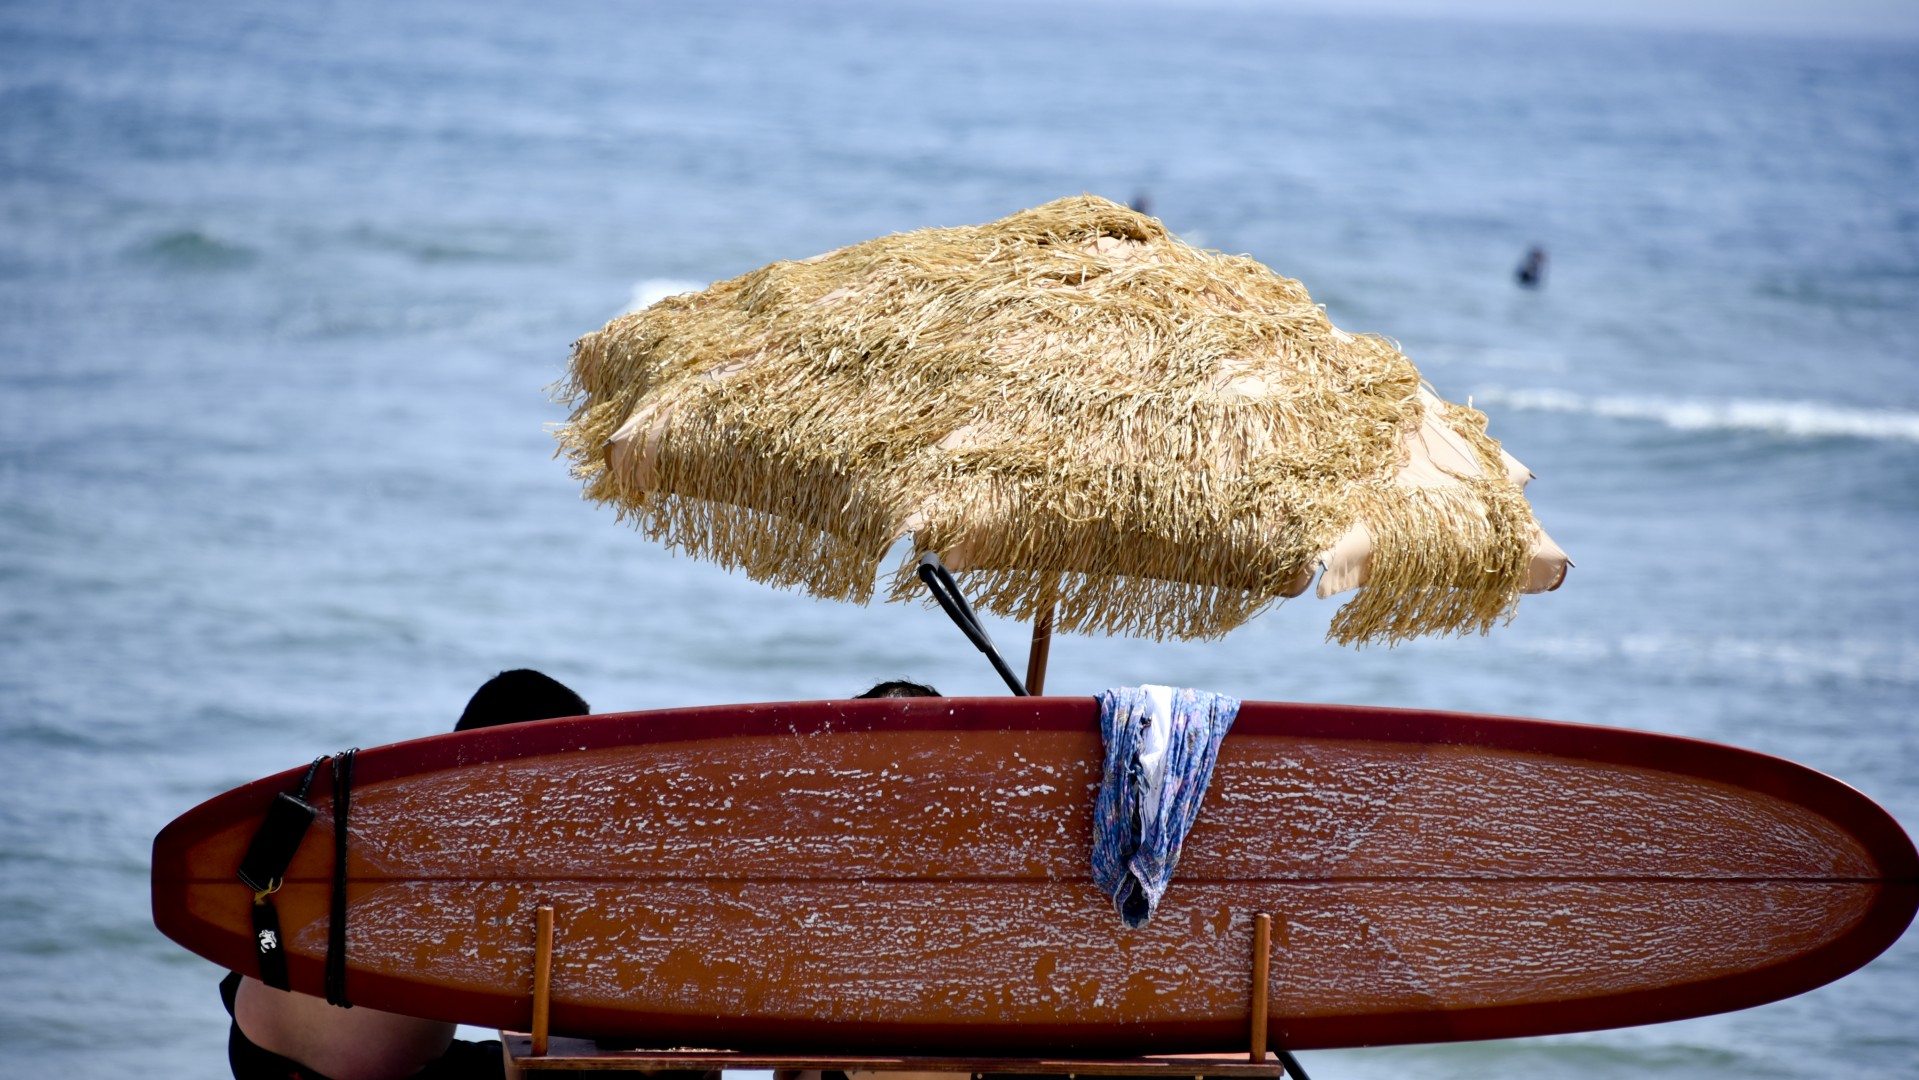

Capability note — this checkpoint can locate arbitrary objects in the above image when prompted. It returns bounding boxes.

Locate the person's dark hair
[456,669,590,731]
[855,679,940,699]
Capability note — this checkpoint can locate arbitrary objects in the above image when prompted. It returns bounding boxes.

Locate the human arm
[233,975,457,1080]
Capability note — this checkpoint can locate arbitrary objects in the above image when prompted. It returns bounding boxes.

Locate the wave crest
[1475,388,1919,444]
[624,278,708,315]
[1514,633,1919,687]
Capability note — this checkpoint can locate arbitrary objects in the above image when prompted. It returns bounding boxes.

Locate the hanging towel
[1091,685,1241,928]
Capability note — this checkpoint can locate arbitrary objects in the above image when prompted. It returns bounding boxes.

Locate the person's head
[456,669,590,731]
[854,679,941,699]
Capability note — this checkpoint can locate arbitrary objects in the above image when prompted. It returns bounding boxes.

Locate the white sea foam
[1512,634,1919,687]
[624,278,708,314]
[1474,388,1919,444]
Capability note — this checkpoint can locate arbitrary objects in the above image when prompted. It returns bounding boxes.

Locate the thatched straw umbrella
[558,196,1567,692]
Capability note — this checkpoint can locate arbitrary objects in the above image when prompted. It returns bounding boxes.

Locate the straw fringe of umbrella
[558,195,1563,648]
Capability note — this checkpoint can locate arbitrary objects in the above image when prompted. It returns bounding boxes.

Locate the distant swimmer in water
[1129,191,1152,216]
[1516,245,1547,288]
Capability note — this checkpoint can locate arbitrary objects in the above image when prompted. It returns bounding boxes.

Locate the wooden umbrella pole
[1025,602,1055,696]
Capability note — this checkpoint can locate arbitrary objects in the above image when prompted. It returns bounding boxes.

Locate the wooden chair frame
[503,908,1293,1078]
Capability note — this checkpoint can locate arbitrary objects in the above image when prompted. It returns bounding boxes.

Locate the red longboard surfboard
[151,697,1916,1055]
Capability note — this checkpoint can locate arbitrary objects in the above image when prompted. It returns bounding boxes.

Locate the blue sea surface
[2,2,1916,1077]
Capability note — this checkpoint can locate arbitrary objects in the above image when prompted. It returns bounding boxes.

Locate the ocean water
[2,1,1916,1077]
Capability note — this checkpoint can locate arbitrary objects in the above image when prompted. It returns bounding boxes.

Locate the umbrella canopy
[558,196,1566,653]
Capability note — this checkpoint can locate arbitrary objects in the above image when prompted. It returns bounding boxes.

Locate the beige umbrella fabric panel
[558,196,1566,646]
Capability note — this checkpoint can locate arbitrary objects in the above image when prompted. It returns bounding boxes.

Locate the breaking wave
[1474,388,1919,444]
[1511,633,1919,687]
[624,278,709,315]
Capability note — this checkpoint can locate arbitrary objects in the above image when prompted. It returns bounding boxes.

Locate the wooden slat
[501,1034,1286,1076]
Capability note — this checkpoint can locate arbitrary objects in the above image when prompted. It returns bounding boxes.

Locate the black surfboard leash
[234,747,358,1007]
[237,755,325,991]
[325,747,356,1008]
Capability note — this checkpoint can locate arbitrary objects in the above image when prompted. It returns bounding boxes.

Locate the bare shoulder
[233,976,457,1080]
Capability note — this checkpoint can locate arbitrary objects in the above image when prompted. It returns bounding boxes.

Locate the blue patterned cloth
[1091,685,1241,928]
